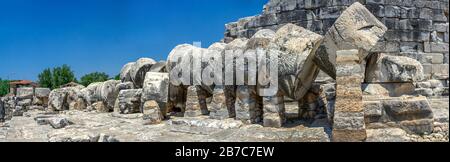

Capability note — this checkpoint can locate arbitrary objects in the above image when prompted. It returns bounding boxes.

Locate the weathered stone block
[16,88,34,99]
[263,113,284,128]
[432,9,448,22]
[69,98,86,110]
[334,98,364,113]
[92,101,108,113]
[384,5,400,17]
[315,2,387,79]
[184,86,203,117]
[366,3,385,17]
[263,91,285,127]
[364,101,383,123]
[209,86,230,120]
[332,111,367,142]
[362,83,416,97]
[419,8,433,20]
[400,119,434,135]
[382,18,399,29]
[415,88,434,97]
[400,42,423,52]
[117,89,142,114]
[382,97,434,121]
[425,42,449,53]
[141,72,169,115]
[385,41,400,53]
[431,64,449,79]
[365,54,425,83]
[48,86,84,112]
[35,88,51,98]
[434,23,449,32]
[143,100,163,125]
[235,86,261,124]
[336,86,363,99]
[419,53,444,64]
[130,58,157,88]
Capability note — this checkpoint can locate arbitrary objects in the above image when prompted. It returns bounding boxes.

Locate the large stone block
[424,42,449,53]
[35,88,51,98]
[363,101,383,123]
[332,112,367,142]
[117,89,142,114]
[431,64,449,79]
[209,86,231,120]
[235,86,261,124]
[48,86,84,111]
[314,2,388,79]
[119,62,135,83]
[400,119,434,135]
[0,99,5,122]
[271,24,323,100]
[184,86,203,117]
[382,96,434,121]
[142,100,164,125]
[262,91,285,128]
[16,87,34,99]
[96,80,120,111]
[365,54,425,83]
[362,83,416,97]
[130,58,157,88]
[92,101,108,113]
[141,72,169,115]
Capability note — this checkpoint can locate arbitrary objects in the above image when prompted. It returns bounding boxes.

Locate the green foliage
[37,64,77,89]
[0,78,9,97]
[38,68,53,89]
[114,74,120,80]
[80,72,109,87]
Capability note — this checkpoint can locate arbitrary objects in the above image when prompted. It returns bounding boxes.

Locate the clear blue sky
[0,0,268,81]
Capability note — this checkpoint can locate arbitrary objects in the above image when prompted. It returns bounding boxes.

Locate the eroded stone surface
[0,110,331,142]
[365,54,425,83]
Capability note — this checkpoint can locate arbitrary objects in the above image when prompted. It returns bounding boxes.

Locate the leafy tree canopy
[0,78,9,97]
[80,72,109,87]
[37,64,76,89]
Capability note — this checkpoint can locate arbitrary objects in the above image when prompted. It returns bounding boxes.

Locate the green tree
[37,64,77,89]
[38,68,53,89]
[80,72,109,87]
[0,78,9,97]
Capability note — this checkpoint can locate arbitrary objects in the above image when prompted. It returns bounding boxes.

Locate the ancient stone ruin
[1,0,448,142]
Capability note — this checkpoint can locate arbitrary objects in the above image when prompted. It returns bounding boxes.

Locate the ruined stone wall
[224,0,449,88]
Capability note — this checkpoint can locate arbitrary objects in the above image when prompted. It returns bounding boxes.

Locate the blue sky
[0,0,268,81]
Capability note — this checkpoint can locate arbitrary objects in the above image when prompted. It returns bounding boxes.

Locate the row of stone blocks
[184,85,286,128]
[225,0,449,88]
[364,96,435,135]
[0,87,51,120]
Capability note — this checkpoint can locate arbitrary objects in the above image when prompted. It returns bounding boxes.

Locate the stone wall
[224,0,449,93]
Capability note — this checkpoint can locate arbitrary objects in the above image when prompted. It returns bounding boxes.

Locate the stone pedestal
[235,86,261,124]
[117,89,142,114]
[224,85,237,118]
[209,86,230,120]
[143,100,164,125]
[332,49,367,142]
[196,87,211,115]
[298,91,320,120]
[184,86,203,117]
[141,72,169,117]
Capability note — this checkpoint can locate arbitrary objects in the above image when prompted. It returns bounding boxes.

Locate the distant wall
[224,0,449,82]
